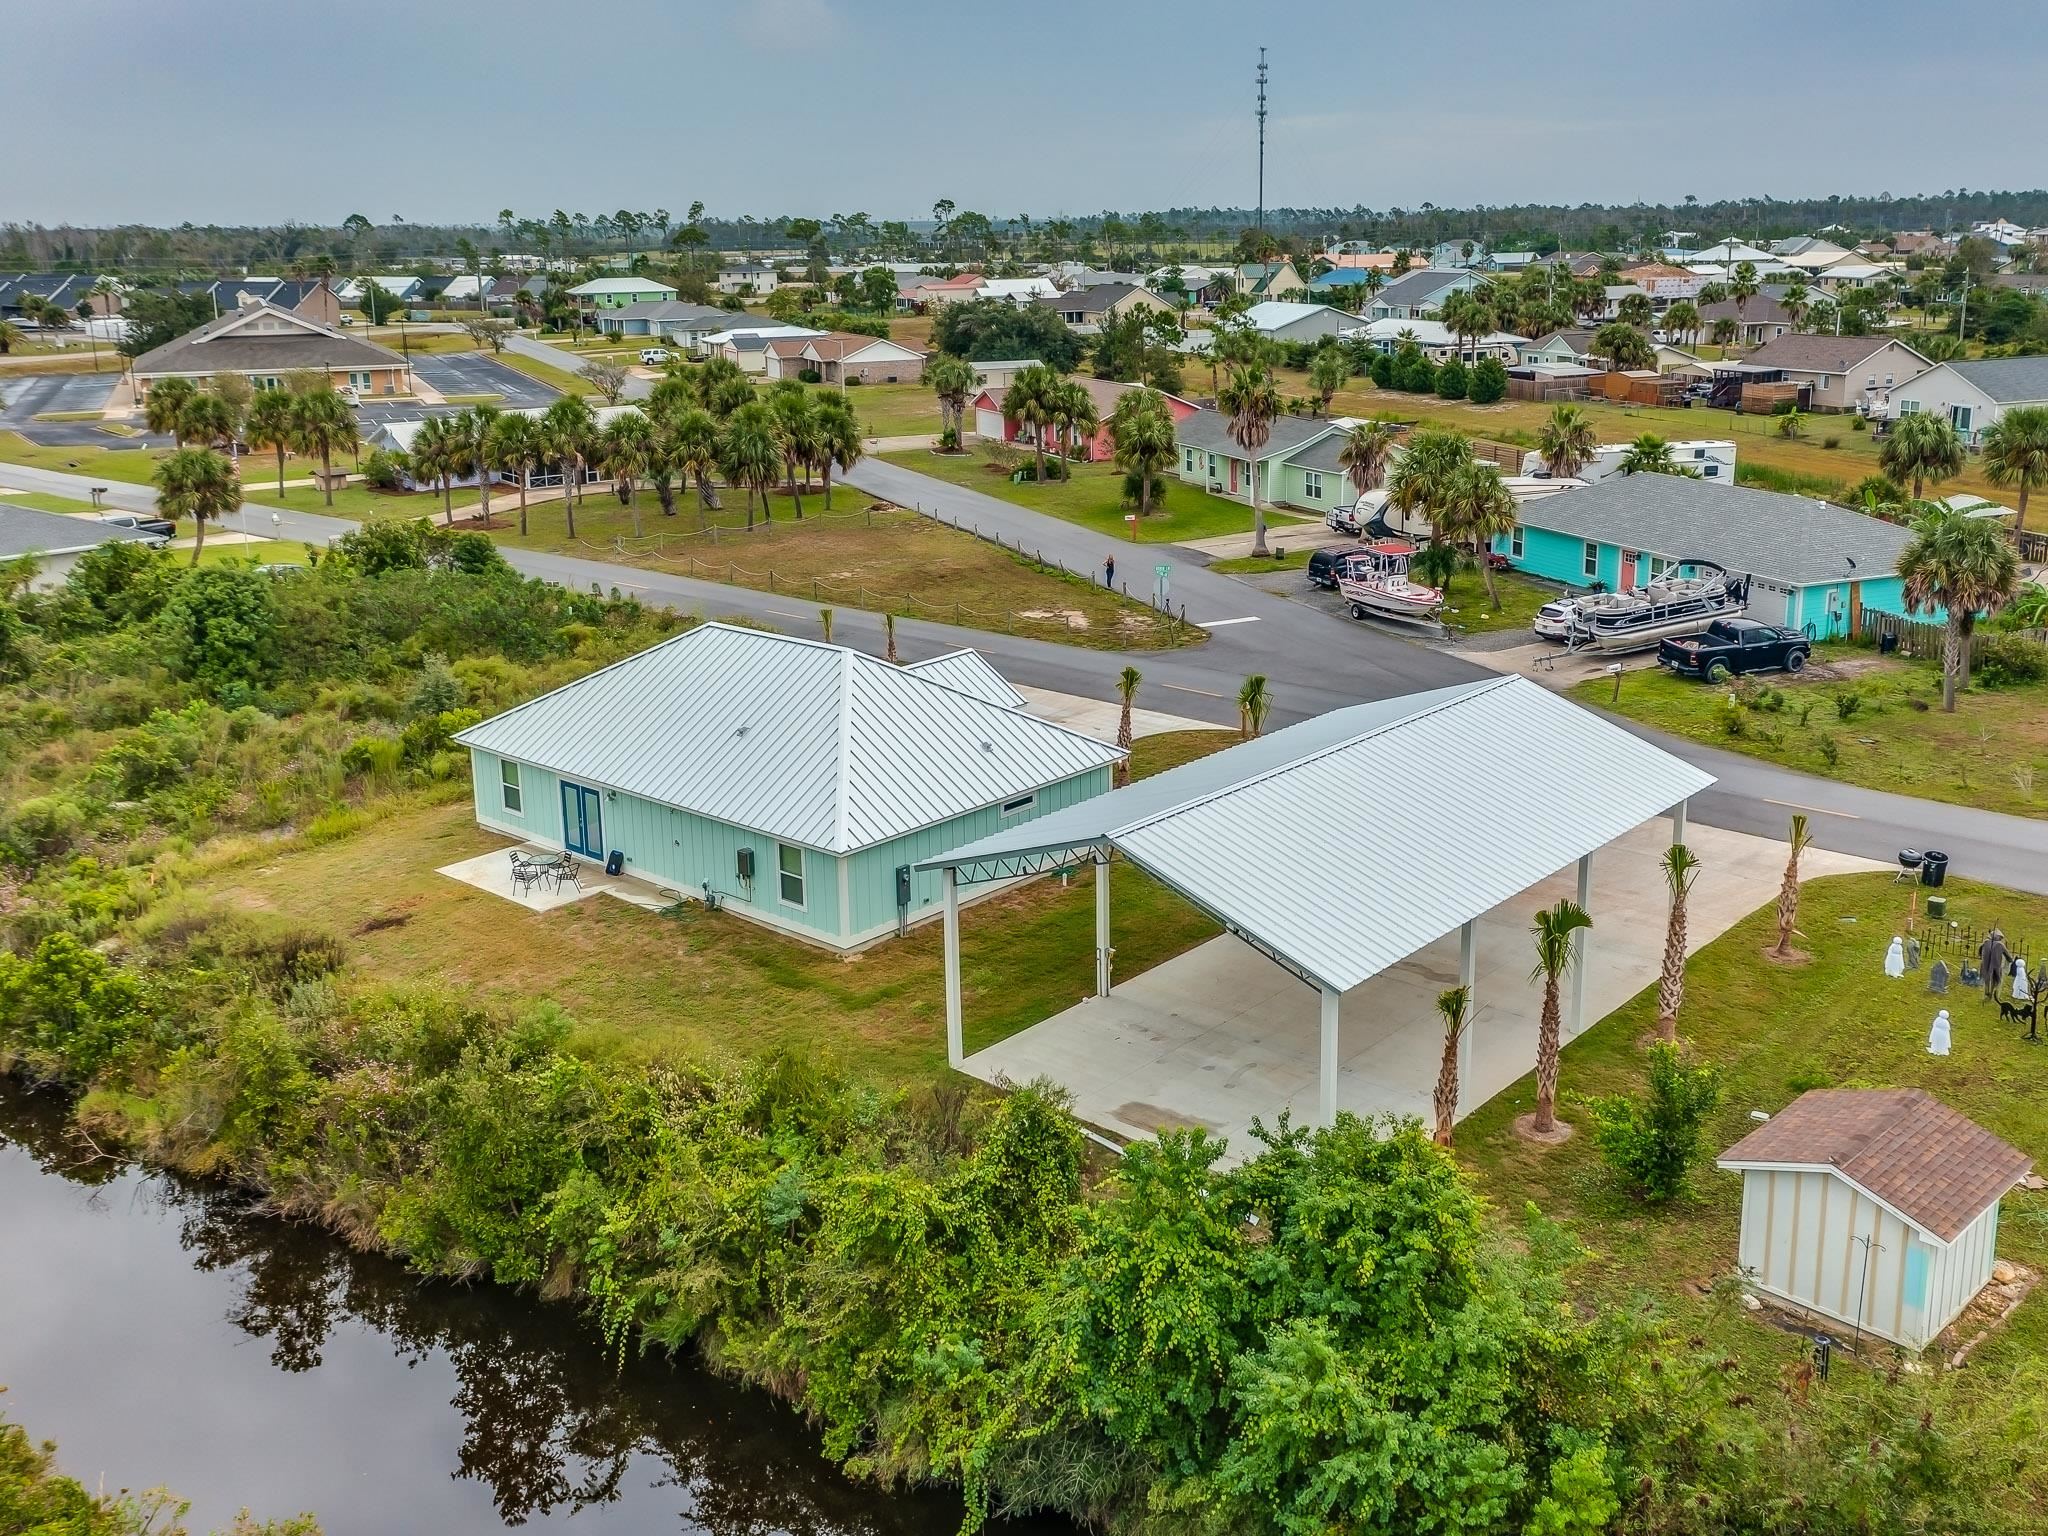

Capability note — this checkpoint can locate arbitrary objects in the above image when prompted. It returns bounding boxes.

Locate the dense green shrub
[1468,356,1508,403]
[1587,1041,1723,1201]
[361,447,407,490]
[1435,357,1469,399]
[1975,631,2048,688]
[159,566,280,696]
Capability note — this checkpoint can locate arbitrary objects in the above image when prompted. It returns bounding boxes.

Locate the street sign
[1154,562,1172,604]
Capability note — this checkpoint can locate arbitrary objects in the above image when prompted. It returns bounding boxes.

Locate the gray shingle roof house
[593,298,734,338]
[128,302,412,399]
[1174,408,1330,462]
[1365,268,1479,320]
[1939,356,2048,404]
[0,502,158,589]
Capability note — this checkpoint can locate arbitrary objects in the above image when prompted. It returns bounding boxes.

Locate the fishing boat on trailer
[1564,559,1748,653]
[1337,541,1445,626]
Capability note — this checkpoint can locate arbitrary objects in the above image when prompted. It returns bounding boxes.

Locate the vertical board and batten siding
[471,750,559,845]
[1735,1167,1998,1349]
[843,765,1114,944]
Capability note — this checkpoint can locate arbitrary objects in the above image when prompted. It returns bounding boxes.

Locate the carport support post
[1093,851,1111,997]
[1318,986,1341,1127]
[943,865,963,1068]
[1671,797,1689,847]
[1570,852,1593,1037]
[1457,920,1476,1106]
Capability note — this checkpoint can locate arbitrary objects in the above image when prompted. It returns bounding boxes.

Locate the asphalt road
[5,455,2044,896]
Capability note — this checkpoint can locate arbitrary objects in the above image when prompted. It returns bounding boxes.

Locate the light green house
[567,276,679,312]
[455,625,1123,950]
[1173,408,1346,512]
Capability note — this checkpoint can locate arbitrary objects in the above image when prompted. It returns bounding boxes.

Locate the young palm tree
[926,354,978,445]
[540,395,596,537]
[1780,281,1810,330]
[245,388,298,497]
[813,395,862,509]
[1728,260,1760,335]
[1443,461,1518,610]
[670,406,722,520]
[1337,418,1399,503]
[153,446,239,565]
[1654,843,1702,1043]
[1529,900,1592,1136]
[1004,364,1059,483]
[408,415,461,523]
[486,412,542,536]
[1592,321,1656,371]
[1772,815,1811,960]
[1108,389,1176,516]
[718,401,780,530]
[1051,378,1099,462]
[766,383,820,517]
[143,377,198,445]
[1432,985,1470,1148]
[1114,665,1141,787]
[1307,347,1348,415]
[599,411,656,535]
[1384,426,1472,540]
[884,612,899,663]
[1879,411,1965,499]
[176,391,241,461]
[1537,403,1597,479]
[1236,673,1269,738]
[1980,405,2048,538]
[1899,503,2022,710]
[1662,300,1702,351]
[293,388,359,509]
[1217,364,1282,556]
[1617,432,1677,476]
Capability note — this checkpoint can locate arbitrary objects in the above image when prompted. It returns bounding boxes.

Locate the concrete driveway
[962,818,1883,1156]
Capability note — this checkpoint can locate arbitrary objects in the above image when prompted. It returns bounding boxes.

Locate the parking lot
[0,373,124,444]
[411,352,560,410]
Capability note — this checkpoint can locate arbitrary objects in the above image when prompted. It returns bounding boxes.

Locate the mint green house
[455,625,1122,950]
[1175,409,1349,512]
[1494,476,1924,639]
[567,276,679,312]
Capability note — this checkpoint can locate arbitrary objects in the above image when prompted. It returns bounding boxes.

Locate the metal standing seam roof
[900,648,1027,709]
[453,623,1122,855]
[922,676,1713,994]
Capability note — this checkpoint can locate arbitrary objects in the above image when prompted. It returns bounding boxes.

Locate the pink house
[912,273,985,309]
[970,377,1199,463]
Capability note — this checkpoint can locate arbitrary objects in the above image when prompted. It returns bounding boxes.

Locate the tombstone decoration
[1884,937,1906,979]
[1929,958,1950,994]
[1905,936,1922,971]
[1928,1009,1952,1057]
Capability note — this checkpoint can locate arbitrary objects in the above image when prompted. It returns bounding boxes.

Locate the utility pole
[1255,47,1268,236]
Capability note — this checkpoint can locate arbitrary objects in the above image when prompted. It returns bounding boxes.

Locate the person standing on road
[1104,554,1116,589]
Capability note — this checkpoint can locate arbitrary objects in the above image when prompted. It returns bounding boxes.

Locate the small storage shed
[1717,1089,2031,1349]
[455,624,1122,950]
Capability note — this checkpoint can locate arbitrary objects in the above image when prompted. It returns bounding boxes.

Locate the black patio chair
[510,851,545,897]
[551,855,582,893]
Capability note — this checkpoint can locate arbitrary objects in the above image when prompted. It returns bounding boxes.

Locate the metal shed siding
[843,766,1111,941]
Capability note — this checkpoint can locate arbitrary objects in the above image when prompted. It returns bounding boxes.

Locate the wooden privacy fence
[1857,609,2048,659]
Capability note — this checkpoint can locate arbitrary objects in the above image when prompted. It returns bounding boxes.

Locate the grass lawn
[1577,646,2048,819]
[30,409,104,423]
[837,382,940,438]
[240,478,478,523]
[0,489,98,514]
[1209,549,1310,575]
[1457,870,2048,1515]
[366,331,478,356]
[190,732,1227,1080]
[473,486,1198,649]
[0,351,119,375]
[881,445,1315,545]
[1440,566,1561,637]
[0,433,341,489]
[495,348,601,397]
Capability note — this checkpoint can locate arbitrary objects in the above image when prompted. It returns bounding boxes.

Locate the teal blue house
[455,625,1123,950]
[1494,477,1924,639]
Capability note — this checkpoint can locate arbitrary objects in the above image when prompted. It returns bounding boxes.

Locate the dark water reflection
[0,1087,1056,1536]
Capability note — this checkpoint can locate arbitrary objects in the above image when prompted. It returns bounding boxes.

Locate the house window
[1303,470,1324,501]
[1644,552,1678,582]
[776,842,805,907]
[1583,541,1600,579]
[1950,404,1974,434]
[1510,525,1525,560]
[1899,399,1920,415]
[1001,793,1036,817]
[251,375,281,392]
[499,759,522,814]
[1184,447,1196,473]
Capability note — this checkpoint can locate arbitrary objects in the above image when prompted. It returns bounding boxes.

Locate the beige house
[128,301,412,401]
[1742,334,1932,415]
[763,332,928,384]
[1035,281,1176,333]
[1232,259,1305,298]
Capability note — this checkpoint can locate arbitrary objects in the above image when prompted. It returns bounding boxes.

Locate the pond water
[0,1086,1052,1536]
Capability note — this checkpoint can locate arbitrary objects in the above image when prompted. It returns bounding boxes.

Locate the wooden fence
[1856,609,2048,659]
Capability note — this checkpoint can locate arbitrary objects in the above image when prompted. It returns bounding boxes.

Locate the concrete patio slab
[963,818,1883,1158]
[436,843,677,914]
[1014,685,1229,744]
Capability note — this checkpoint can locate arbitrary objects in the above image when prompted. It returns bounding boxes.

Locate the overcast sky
[7,0,2044,228]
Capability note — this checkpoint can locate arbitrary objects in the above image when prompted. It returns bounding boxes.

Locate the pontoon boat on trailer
[1564,560,1748,653]
[1337,542,1445,626]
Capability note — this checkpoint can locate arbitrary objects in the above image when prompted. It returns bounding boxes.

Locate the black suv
[1659,618,1811,680]
[1306,543,1370,589]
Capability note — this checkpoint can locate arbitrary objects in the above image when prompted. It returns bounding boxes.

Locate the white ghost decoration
[1928,1009,1952,1057]
[2014,960,2032,1003]
[1884,937,1906,979]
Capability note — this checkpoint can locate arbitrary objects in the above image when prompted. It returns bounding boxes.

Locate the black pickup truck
[1659,618,1811,680]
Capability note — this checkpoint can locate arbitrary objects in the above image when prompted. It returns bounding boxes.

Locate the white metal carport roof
[922,676,1714,994]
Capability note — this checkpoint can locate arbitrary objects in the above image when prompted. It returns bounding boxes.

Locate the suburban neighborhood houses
[10,28,2048,1533]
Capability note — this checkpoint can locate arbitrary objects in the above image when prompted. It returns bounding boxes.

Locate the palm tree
[1337,418,1399,503]
[1384,426,1472,540]
[448,405,502,523]
[1108,388,1176,517]
[1114,665,1140,787]
[153,446,239,565]
[1615,290,1654,331]
[0,319,22,355]
[692,355,754,421]
[1772,815,1811,959]
[487,412,543,537]
[718,401,780,530]
[1442,461,1518,610]
[813,395,862,509]
[1617,432,1677,476]
[1728,260,1760,337]
[1217,364,1282,556]
[927,354,978,446]
[599,411,656,535]
[767,385,821,517]
[1899,503,2022,710]
[1004,364,1059,482]
[1529,899,1591,1136]
[1662,300,1702,351]
[408,414,461,523]
[1236,673,1269,738]
[1051,378,1098,462]
[177,391,240,457]
[1592,321,1655,372]
[245,389,298,497]
[1654,843,1701,1043]
[670,406,722,520]
[1880,411,1966,499]
[144,377,198,445]
[1307,347,1348,415]
[1710,317,1738,349]
[1981,404,2048,539]
[1780,281,1810,330]
[540,396,595,537]
[293,388,359,509]
[1536,403,1597,479]
[1432,985,1470,1148]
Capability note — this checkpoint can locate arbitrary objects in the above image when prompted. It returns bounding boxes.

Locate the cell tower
[1255,47,1268,233]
